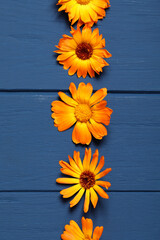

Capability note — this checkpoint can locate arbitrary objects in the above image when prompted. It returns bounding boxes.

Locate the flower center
[80,171,95,189]
[76,0,90,5]
[76,43,93,60]
[74,104,92,122]
[84,236,92,240]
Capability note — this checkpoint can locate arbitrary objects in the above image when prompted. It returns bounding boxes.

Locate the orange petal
[57,51,75,61]
[72,122,92,145]
[64,224,82,239]
[70,220,84,238]
[60,168,80,178]
[91,100,107,110]
[94,185,109,199]
[60,184,81,198]
[56,178,79,184]
[59,160,80,175]
[77,82,93,104]
[90,149,99,172]
[95,168,112,180]
[96,181,111,189]
[85,218,93,238]
[72,27,82,45]
[93,48,112,58]
[87,119,107,140]
[89,88,107,106]
[82,25,92,42]
[84,189,90,213]
[51,100,75,113]
[73,151,83,171]
[92,109,112,125]
[70,188,85,208]
[53,113,76,132]
[90,187,98,208]
[93,226,103,240]
[68,155,81,173]
[69,82,78,101]
[82,217,87,235]
[58,92,78,107]
[94,156,104,175]
[61,231,75,240]
[83,148,92,171]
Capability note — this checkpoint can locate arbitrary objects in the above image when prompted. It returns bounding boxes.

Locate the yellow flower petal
[94,156,104,175]
[93,226,104,240]
[58,91,78,107]
[95,168,112,180]
[94,185,109,199]
[70,187,85,208]
[90,187,98,208]
[60,184,81,198]
[90,149,99,172]
[72,121,92,145]
[84,189,90,213]
[56,178,79,184]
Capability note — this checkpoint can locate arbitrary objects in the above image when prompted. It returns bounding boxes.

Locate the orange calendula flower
[61,217,103,240]
[51,82,113,145]
[55,25,112,78]
[57,0,110,27]
[56,148,111,213]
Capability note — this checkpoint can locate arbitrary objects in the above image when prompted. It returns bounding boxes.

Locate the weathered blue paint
[0,0,160,239]
[0,0,160,90]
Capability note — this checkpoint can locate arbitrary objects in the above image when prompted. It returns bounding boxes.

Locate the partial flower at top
[55,25,112,78]
[57,0,110,27]
[57,148,111,213]
[61,217,104,240]
[51,82,113,145]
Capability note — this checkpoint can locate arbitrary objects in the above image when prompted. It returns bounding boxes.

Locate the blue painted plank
[0,93,160,190]
[0,192,160,240]
[0,0,160,90]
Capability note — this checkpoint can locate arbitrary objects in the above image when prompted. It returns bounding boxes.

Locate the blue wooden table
[0,0,160,239]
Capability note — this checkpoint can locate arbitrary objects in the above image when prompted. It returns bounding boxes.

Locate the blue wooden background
[0,0,160,239]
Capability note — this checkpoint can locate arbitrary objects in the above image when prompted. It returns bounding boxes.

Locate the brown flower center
[80,171,95,189]
[74,104,92,122]
[76,43,93,60]
[76,0,90,5]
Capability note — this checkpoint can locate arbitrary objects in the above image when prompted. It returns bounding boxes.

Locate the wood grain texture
[0,192,160,240]
[0,0,160,90]
[0,93,160,190]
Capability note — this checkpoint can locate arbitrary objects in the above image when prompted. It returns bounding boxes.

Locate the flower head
[55,25,112,78]
[51,82,113,145]
[57,0,111,27]
[56,148,111,213]
[61,217,103,240]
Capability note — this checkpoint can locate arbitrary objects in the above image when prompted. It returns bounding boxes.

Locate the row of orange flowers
[51,1,112,239]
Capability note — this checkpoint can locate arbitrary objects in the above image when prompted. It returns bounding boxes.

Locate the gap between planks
[0,190,159,193]
[0,89,160,94]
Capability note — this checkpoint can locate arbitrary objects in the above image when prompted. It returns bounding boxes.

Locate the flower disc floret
[76,42,93,60]
[76,0,90,5]
[75,104,92,122]
[80,170,95,189]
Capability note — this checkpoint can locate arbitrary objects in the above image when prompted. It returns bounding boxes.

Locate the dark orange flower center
[84,236,92,240]
[76,0,90,5]
[74,104,92,122]
[76,43,93,60]
[80,170,95,189]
